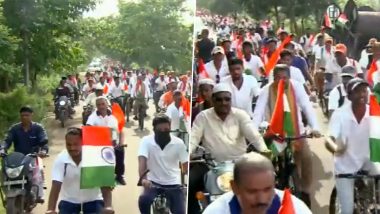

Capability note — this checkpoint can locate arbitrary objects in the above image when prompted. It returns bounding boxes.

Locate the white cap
[95,83,104,90]
[198,78,215,86]
[211,46,225,55]
[212,83,232,94]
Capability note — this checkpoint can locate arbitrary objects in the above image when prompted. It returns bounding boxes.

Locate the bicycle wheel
[329,187,340,214]
[288,167,301,198]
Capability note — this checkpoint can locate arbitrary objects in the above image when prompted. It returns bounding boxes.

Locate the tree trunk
[0,75,9,92]
[23,31,30,87]
[273,4,280,29]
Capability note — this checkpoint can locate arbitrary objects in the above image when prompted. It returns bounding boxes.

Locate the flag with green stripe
[370,83,380,162]
[80,126,116,189]
[266,80,299,155]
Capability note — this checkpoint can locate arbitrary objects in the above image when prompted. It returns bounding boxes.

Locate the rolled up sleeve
[295,81,320,131]
[190,112,205,154]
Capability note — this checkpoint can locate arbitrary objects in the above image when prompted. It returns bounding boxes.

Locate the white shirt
[252,80,320,133]
[109,82,125,98]
[268,66,306,85]
[155,77,167,91]
[243,54,264,80]
[165,103,184,132]
[191,108,267,162]
[177,81,191,96]
[52,150,102,203]
[203,60,230,83]
[326,57,363,87]
[86,111,119,143]
[329,104,372,174]
[131,81,151,98]
[221,74,260,117]
[82,84,95,97]
[203,190,311,214]
[138,135,188,185]
[328,84,350,111]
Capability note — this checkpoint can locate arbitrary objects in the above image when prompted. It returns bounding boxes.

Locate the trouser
[114,147,125,177]
[153,91,164,112]
[314,71,325,100]
[32,157,45,199]
[293,139,313,194]
[133,99,148,116]
[336,161,380,214]
[58,200,104,214]
[188,163,209,214]
[138,182,185,214]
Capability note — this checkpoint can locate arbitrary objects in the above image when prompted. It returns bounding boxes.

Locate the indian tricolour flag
[80,126,116,189]
[337,13,349,26]
[265,79,297,155]
[369,85,380,162]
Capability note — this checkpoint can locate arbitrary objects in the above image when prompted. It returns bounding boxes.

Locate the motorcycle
[190,145,235,212]
[0,148,48,214]
[56,96,70,128]
[82,104,94,125]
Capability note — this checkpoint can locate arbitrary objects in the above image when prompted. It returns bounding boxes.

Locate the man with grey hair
[203,152,311,214]
[86,96,127,185]
[189,83,271,213]
[328,65,356,117]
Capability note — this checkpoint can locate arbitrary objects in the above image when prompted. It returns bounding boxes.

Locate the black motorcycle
[56,96,70,128]
[0,148,48,214]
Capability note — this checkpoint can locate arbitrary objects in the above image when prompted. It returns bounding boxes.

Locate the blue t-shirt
[4,122,48,155]
[292,56,309,81]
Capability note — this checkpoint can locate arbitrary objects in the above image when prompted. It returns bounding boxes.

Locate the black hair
[66,127,82,138]
[228,57,243,67]
[20,106,33,113]
[280,49,293,58]
[273,64,290,76]
[152,114,171,128]
[242,41,253,48]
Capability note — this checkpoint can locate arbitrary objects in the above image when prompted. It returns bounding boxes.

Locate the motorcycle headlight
[59,100,66,106]
[216,172,233,192]
[5,165,24,178]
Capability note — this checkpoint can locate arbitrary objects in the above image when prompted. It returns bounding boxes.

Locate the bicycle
[266,134,312,198]
[329,171,380,214]
[137,170,186,214]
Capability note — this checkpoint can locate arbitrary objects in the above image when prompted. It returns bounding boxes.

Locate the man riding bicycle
[252,64,321,207]
[132,75,150,121]
[45,127,114,214]
[325,78,380,214]
[138,114,188,214]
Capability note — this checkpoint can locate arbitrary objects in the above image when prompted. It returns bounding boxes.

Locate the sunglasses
[216,74,220,83]
[215,97,231,102]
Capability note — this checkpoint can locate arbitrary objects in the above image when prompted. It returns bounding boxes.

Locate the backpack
[337,85,345,108]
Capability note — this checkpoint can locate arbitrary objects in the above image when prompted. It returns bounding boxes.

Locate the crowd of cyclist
[190,9,380,214]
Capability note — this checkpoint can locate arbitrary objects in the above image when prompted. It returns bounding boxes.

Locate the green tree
[115,0,192,72]
[1,0,96,87]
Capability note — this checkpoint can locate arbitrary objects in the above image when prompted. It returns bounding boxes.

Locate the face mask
[154,130,171,149]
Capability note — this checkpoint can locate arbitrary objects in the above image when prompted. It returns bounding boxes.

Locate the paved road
[33,101,158,214]
[310,103,334,214]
